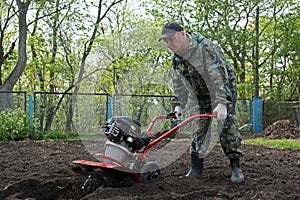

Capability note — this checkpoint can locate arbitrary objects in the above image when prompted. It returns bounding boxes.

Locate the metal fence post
[106,96,113,120]
[28,95,33,126]
[253,97,263,133]
[248,99,253,131]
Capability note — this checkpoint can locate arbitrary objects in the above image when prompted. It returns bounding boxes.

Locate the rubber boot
[230,158,244,183]
[185,153,203,177]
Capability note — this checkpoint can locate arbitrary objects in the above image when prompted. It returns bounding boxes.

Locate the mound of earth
[0,140,299,200]
[254,120,300,139]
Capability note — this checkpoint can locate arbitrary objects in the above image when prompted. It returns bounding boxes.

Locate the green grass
[243,138,300,149]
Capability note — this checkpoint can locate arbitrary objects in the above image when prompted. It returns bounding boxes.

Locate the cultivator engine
[99,116,151,170]
[103,116,142,150]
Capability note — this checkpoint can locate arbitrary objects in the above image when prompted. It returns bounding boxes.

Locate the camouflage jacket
[172,32,237,111]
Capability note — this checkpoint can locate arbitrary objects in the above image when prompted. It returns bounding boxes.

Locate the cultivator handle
[145,115,168,137]
[143,113,217,155]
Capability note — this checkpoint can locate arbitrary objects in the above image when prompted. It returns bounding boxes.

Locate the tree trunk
[297,80,300,99]
[65,96,73,132]
[44,104,55,132]
[0,1,30,111]
[0,93,14,111]
[254,6,260,97]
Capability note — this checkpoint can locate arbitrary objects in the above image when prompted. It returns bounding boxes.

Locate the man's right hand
[213,103,227,120]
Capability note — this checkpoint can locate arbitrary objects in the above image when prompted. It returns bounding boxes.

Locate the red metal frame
[145,115,168,137]
[73,160,120,168]
[141,113,216,156]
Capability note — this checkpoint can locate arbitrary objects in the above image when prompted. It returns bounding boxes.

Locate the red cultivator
[73,113,216,192]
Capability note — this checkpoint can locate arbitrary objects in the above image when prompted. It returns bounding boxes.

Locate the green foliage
[1,0,299,136]
[0,109,31,141]
[144,0,300,100]
[263,101,298,126]
[236,99,251,130]
[244,138,300,149]
[34,130,78,140]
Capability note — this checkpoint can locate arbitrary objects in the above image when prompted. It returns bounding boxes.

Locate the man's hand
[213,103,227,120]
[167,112,176,119]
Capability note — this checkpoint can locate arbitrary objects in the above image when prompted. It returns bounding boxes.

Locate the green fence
[1,91,299,136]
[263,100,300,127]
[113,94,252,133]
[33,92,109,134]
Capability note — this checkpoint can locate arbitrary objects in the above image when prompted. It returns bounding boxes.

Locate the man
[171,96,183,124]
[158,22,244,183]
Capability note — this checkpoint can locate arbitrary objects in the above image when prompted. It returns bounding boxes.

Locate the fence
[1,91,299,135]
[33,92,109,134]
[263,100,300,127]
[0,91,27,111]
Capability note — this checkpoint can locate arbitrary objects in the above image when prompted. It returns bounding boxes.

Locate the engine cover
[103,116,141,139]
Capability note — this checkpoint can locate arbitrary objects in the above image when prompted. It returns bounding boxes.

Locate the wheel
[140,162,161,182]
[81,169,105,193]
[82,175,103,193]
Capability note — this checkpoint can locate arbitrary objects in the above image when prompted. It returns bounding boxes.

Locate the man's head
[158,22,188,54]
[158,22,184,42]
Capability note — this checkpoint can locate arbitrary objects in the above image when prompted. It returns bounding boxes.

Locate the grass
[4,129,299,151]
[243,138,300,149]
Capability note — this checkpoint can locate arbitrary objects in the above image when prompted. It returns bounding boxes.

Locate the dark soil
[253,120,300,139]
[0,121,300,200]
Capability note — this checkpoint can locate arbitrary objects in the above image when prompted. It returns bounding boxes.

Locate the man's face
[163,31,186,53]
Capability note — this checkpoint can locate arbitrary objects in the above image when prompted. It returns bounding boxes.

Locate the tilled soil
[254,120,300,139]
[0,138,299,200]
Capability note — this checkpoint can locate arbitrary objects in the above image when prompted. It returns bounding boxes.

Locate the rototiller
[73,113,216,192]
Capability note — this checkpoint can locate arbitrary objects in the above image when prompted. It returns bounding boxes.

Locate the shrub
[33,130,79,140]
[0,109,31,141]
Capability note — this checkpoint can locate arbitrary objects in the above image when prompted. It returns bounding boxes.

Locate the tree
[0,0,30,111]
[144,0,300,100]
[36,0,127,131]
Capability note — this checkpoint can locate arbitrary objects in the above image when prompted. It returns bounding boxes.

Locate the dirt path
[0,139,299,200]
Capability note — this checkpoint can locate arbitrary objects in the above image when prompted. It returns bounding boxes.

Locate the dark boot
[185,153,203,177]
[230,158,244,183]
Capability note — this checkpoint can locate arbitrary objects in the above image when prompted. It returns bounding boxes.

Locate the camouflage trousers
[190,105,243,159]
